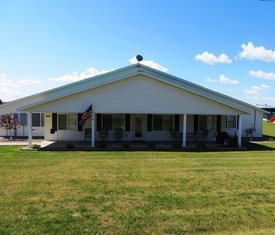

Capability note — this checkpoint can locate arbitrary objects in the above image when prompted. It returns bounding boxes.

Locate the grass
[263,121,275,138]
[0,147,275,234]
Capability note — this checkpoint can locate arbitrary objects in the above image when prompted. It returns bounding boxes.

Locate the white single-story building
[0,63,266,148]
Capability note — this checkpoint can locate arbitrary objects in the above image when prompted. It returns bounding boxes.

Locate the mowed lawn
[0,147,275,234]
[263,121,275,138]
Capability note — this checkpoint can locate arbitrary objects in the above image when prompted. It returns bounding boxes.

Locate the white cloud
[244,84,271,100]
[239,42,275,62]
[49,67,109,83]
[0,73,17,88]
[195,52,232,65]
[129,57,168,72]
[0,86,21,101]
[227,88,235,92]
[260,84,271,89]
[244,89,259,95]
[262,97,274,101]
[206,77,218,83]
[206,75,239,85]
[249,70,275,80]
[18,78,42,85]
[0,73,44,102]
[219,74,239,85]
[250,84,271,91]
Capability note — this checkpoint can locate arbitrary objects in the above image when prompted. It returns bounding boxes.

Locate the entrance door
[134,116,143,139]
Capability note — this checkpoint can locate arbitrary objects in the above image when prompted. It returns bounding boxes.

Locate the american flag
[80,105,93,126]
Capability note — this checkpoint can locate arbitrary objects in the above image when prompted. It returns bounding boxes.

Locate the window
[199,116,207,131]
[227,116,236,128]
[206,116,216,130]
[153,115,163,131]
[152,115,173,131]
[41,113,44,127]
[58,114,67,130]
[32,113,41,127]
[198,115,216,131]
[163,115,172,130]
[68,114,77,130]
[31,113,44,127]
[20,113,27,125]
[13,113,19,121]
[58,114,77,130]
[103,115,113,130]
[114,115,125,129]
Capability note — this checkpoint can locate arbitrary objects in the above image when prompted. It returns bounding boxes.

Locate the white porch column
[238,115,242,147]
[182,114,187,147]
[27,112,32,148]
[91,114,95,147]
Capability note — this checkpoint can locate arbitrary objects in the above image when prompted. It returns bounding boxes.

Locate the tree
[0,99,3,105]
[0,113,19,138]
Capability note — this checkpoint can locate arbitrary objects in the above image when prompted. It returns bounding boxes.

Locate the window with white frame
[226,115,236,128]
[32,113,44,127]
[103,115,113,130]
[207,116,216,130]
[114,115,125,130]
[101,114,125,130]
[13,113,19,122]
[198,115,216,131]
[163,115,173,130]
[20,113,27,125]
[58,114,77,130]
[68,114,77,130]
[153,115,163,131]
[152,115,173,131]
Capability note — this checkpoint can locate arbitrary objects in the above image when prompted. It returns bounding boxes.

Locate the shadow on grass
[244,140,275,151]
[263,135,275,141]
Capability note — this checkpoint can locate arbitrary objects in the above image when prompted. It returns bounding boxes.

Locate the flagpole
[91,113,95,148]
[80,104,94,147]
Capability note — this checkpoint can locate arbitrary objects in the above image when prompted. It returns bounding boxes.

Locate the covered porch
[26,112,243,148]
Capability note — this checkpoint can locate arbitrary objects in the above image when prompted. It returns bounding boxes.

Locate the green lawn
[0,147,274,234]
[263,121,275,138]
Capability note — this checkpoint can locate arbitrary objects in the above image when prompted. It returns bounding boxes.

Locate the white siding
[26,75,245,115]
[44,113,84,141]
[242,111,263,137]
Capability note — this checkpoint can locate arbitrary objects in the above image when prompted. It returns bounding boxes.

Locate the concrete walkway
[0,138,54,148]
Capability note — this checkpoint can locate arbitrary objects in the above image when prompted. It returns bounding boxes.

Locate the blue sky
[0,0,275,106]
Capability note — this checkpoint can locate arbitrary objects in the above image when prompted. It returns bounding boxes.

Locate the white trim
[91,114,95,147]
[27,112,32,148]
[182,114,187,147]
[238,115,242,147]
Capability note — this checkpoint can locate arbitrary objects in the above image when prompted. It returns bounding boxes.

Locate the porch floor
[40,140,243,151]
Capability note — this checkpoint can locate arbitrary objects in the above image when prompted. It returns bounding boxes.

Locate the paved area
[0,138,54,148]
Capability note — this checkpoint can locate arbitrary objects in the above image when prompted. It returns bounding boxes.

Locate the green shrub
[66,143,74,149]
[228,135,238,147]
[122,143,130,149]
[147,143,156,149]
[96,142,107,148]
[31,144,41,150]
[172,143,181,149]
[197,142,206,148]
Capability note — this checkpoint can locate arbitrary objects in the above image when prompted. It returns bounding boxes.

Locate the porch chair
[170,129,181,142]
[99,128,108,140]
[216,132,229,147]
[113,128,123,141]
